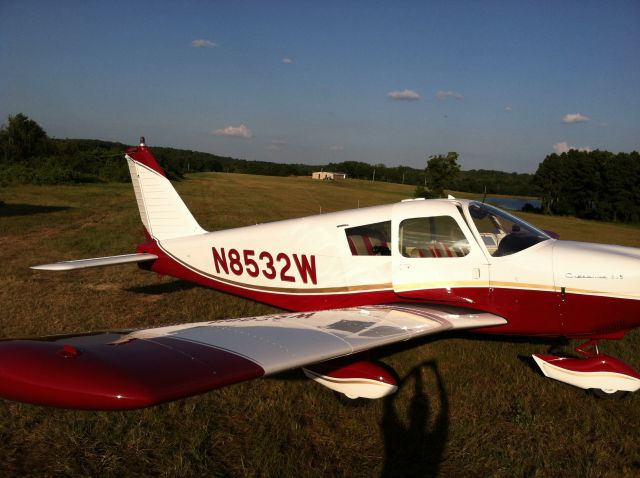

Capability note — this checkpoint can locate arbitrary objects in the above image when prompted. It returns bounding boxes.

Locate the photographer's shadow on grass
[380,360,449,478]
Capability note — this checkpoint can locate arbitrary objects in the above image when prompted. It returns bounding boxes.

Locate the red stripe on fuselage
[138,241,398,310]
[136,242,640,338]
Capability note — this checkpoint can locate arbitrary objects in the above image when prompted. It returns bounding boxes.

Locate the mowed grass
[1,173,639,477]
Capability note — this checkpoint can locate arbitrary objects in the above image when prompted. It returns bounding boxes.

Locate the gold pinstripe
[161,245,640,300]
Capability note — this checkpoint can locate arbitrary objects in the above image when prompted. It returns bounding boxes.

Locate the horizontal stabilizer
[31,253,158,271]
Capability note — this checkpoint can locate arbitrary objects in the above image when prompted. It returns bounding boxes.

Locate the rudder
[125,137,206,241]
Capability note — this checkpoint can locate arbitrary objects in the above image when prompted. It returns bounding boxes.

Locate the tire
[334,391,366,407]
[590,388,628,400]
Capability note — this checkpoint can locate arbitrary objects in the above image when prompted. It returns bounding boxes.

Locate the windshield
[466,201,551,257]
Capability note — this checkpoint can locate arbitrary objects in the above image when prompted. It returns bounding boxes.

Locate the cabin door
[391,202,490,305]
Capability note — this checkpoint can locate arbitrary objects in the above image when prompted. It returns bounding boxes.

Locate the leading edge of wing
[0,305,505,410]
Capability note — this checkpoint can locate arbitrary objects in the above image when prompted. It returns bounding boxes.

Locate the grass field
[1,173,639,477]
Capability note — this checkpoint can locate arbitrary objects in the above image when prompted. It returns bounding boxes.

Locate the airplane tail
[31,138,205,271]
[125,137,206,241]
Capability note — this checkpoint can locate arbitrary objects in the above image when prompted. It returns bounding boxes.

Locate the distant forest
[0,114,537,196]
[2,114,639,222]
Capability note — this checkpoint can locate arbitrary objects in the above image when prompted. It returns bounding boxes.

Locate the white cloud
[212,124,253,138]
[282,58,293,64]
[562,113,590,123]
[387,89,420,101]
[504,106,513,112]
[329,145,344,151]
[553,142,592,154]
[191,39,217,48]
[436,90,463,100]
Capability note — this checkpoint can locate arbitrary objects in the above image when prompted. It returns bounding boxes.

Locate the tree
[413,184,427,198]
[532,154,562,214]
[0,113,49,163]
[533,149,640,222]
[425,152,460,197]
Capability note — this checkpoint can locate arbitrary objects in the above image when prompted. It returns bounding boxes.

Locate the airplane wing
[0,304,505,410]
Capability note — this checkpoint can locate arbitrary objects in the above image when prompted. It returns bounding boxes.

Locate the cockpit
[466,201,551,257]
[340,199,552,260]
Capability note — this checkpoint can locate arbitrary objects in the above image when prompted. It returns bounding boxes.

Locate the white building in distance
[312,171,347,180]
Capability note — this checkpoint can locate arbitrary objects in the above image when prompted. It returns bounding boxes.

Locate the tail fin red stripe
[125,138,166,177]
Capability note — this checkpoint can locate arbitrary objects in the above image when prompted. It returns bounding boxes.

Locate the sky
[1,1,639,173]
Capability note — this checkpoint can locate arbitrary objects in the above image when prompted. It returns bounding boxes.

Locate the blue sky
[1,1,638,173]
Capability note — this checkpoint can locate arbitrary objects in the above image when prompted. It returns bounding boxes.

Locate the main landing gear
[302,356,398,401]
[532,339,640,398]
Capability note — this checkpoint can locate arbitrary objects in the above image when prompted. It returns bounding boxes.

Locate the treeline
[0,114,537,196]
[4,113,639,222]
[0,114,320,184]
[453,169,536,196]
[533,150,640,222]
[0,114,127,184]
[0,114,226,184]
[322,161,536,196]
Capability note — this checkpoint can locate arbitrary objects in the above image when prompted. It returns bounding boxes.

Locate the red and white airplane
[1,138,639,409]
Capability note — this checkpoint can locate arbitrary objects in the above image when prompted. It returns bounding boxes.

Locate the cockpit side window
[399,216,470,258]
[467,201,550,257]
[345,221,391,256]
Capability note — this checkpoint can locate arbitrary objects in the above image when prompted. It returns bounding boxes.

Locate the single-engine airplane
[1,138,639,410]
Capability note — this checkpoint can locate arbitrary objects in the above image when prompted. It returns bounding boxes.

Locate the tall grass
[0,174,638,477]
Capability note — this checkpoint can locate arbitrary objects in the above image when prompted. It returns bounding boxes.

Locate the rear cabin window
[399,216,470,258]
[345,221,391,256]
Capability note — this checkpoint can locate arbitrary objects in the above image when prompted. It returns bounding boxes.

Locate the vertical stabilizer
[125,137,206,241]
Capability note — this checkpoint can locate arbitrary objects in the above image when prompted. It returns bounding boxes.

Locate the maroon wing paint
[0,336,263,410]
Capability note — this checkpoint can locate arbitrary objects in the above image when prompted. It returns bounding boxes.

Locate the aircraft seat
[408,242,469,258]
[347,232,390,256]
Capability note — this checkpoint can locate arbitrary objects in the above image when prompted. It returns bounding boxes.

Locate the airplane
[0,137,638,410]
